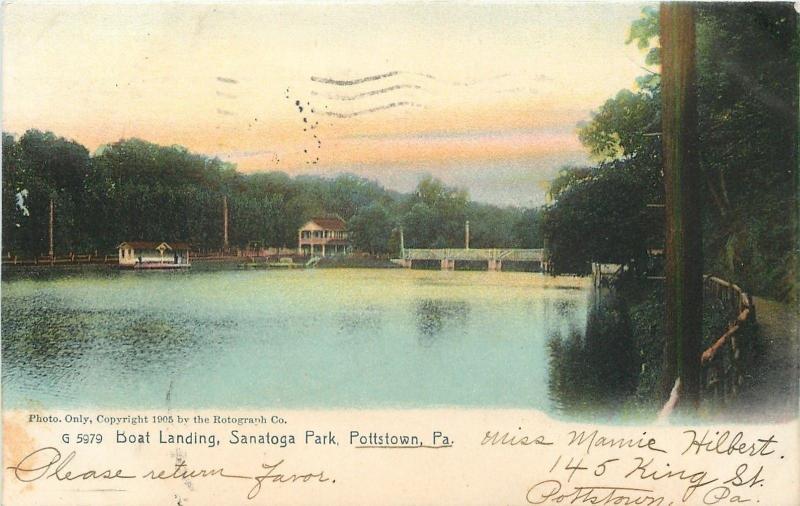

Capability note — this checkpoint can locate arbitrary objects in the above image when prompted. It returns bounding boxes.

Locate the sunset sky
[3,2,653,206]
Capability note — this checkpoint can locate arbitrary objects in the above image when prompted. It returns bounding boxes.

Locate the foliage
[2,135,540,256]
[3,130,92,254]
[545,4,797,300]
[627,5,660,66]
[694,4,798,300]
[578,89,661,164]
[399,176,468,248]
[547,166,592,201]
[542,162,654,275]
[348,203,394,255]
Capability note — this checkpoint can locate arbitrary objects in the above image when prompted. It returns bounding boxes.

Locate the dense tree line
[543,4,797,300]
[2,132,543,257]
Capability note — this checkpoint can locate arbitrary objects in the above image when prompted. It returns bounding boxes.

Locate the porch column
[322,243,326,257]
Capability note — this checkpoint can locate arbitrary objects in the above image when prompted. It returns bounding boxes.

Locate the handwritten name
[682,431,777,457]
[567,430,666,456]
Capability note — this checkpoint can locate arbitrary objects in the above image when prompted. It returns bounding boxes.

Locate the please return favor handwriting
[7,446,333,500]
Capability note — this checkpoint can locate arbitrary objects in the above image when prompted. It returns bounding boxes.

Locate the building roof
[165,242,191,250]
[118,241,191,250]
[118,241,161,249]
[306,216,347,231]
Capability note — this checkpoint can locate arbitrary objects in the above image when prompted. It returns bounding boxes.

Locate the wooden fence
[658,275,756,420]
[700,276,755,403]
[2,253,118,266]
[1,247,303,266]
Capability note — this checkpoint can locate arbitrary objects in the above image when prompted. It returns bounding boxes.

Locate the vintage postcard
[1,1,798,504]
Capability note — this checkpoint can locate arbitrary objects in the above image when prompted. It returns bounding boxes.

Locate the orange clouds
[3,2,649,186]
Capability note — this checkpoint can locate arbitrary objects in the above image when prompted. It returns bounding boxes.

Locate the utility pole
[465,220,470,250]
[49,197,54,257]
[223,195,229,250]
[661,3,702,408]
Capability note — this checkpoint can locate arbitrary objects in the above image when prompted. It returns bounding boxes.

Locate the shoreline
[2,255,554,274]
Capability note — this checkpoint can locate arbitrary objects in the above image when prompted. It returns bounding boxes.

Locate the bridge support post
[440,259,454,270]
[488,259,502,271]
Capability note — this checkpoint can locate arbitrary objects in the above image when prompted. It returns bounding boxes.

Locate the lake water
[2,268,589,411]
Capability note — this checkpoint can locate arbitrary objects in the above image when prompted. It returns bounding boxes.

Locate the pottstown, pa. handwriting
[6,447,332,500]
[527,480,668,506]
[527,479,760,506]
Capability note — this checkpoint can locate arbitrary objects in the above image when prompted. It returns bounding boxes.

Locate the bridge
[393,248,545,271]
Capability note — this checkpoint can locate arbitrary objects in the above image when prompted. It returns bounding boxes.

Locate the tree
[401,176,468,248]
[578,89,660,164]
[1,130,91,255]
[552,4,797,301]
[402,202,438,248]
[348,203,394,255]
[511,208,544,249]
[2,130,543,258]
[542,163,650,275]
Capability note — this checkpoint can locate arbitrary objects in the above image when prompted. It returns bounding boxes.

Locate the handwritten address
[481,427,780,505]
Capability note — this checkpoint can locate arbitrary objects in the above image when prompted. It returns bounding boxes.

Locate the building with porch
[118,241,191,268]
[297,216,350,257]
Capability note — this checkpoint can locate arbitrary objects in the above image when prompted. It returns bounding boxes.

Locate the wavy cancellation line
[310,70,512,88]
[321,101,425,118]
[311,84,425,101]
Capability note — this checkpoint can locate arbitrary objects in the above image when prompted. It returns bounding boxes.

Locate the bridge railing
[403,248,543,262]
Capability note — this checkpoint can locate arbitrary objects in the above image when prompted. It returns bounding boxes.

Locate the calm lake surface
[2,268,589,411]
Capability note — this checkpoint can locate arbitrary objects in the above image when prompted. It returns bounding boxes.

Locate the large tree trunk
[660,3,702,409]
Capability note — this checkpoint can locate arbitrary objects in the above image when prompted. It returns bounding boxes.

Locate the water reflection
[2,269,589,409]
[415,299,469,341]
[547,291,639,417]
[554,299,577,318]
[1,293,234,382]
[337,305,382,335]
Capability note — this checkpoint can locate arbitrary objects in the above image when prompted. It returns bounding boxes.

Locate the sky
[2,2,653,206]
